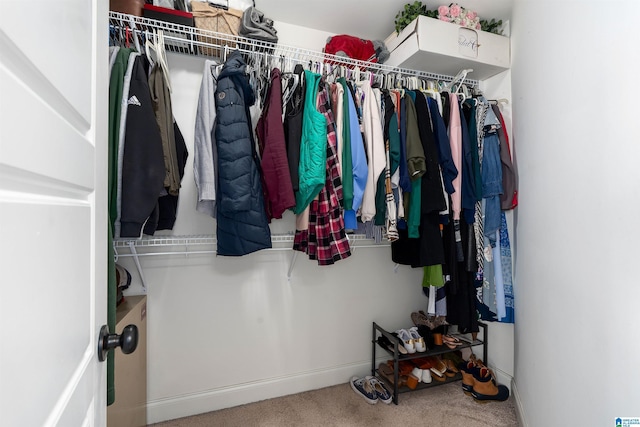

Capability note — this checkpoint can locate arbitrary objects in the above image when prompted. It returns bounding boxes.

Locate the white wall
[511,1,640,425]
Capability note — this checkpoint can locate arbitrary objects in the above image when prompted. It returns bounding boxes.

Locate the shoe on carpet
[458,360,478,394]
[366,376,393,404]
[350,376,378,404]
[471,367,510,402]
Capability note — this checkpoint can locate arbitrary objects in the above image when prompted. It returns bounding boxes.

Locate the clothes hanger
[281,73,299,107]
[383,73,392,90]
[421,79,443,114]
[352,66,360,83]
[444,68,473,93]
[154,30,172,93]
[263,51,271,80]
[127,16,141,52]
[145,29,163,70]
[489,98,509,105]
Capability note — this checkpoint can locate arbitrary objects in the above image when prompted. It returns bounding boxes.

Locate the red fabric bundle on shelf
[324,34,378,63]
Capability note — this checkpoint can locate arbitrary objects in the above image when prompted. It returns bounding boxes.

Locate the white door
[0,0,108,426]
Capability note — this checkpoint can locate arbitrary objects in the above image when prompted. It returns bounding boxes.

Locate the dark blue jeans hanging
[482,130,503,246]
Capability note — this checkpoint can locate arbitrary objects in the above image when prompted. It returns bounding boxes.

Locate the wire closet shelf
[108,11,479,87]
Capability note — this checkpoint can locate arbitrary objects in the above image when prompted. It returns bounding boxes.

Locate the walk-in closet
[2,1,640,426]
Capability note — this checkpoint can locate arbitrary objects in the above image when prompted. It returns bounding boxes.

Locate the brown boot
[471,367,510,402]
[458,360,477,395]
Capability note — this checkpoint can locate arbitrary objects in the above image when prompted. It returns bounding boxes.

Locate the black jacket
[215,51,271,256]
[120,55,165,238]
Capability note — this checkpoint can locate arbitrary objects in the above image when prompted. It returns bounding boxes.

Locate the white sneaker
[408,327,427,352]
[421,369,432,383]
[395,329,416,354]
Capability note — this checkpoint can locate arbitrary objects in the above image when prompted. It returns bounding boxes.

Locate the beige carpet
[150,381,519,426]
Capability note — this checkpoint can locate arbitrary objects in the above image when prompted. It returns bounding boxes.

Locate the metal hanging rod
[108,11,478,87]
[113,233,385,249]
[113,234,390,284]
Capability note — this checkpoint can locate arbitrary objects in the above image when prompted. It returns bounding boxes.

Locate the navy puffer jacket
[215,51,271,255]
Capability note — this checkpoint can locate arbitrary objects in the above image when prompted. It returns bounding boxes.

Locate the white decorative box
[384,16,510,80]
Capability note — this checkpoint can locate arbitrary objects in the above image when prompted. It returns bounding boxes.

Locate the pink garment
[448,94,462,220]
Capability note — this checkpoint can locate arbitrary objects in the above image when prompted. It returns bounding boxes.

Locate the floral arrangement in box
[394,2,503,35]
[437,3,480,30]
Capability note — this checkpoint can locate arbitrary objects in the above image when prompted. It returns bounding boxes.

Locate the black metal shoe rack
[371,321,488,405]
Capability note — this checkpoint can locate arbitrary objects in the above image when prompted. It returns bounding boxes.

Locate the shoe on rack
[406,373,420,389]
[350,376,378,404]
[378,363,407,387]
[411,311,433,329]
[377,335,408,355]
[428,357,448,378]
[442,335,463,349]
[395,329,416,354]
[471,367,510,402]
[432,371,447,382]
[408,327,427,352]
[411,367,423,383]
[388,359,417,376]
[421,369,432,383]
[444,359,460,377]
[366,376,393,404]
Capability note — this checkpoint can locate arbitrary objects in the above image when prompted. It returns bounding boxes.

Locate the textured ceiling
[255,0,513,41]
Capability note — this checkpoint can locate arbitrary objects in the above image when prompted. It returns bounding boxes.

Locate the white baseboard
[511,378,527,427]
[147,359,386,424]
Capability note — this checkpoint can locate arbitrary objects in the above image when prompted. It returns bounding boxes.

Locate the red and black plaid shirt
[293,83,351,265]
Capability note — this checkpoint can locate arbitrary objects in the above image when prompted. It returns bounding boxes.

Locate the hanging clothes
[119,54,165,238]
[337,77,353,212]
[493,104,518,210]
[256,67,296,221]
[414,92,446,266]
[284,64,305,195]
[356,80,386,224]
[194,60,221,218]
[114,50,139,238]
[448,93,463,222]
[330,82,345,179]
[108,47,133,234]
[150,120,188,232]
[149,59,180,197]
[341,79,368,230]
[498,212,515,323]
[214,51,271,256]
[481,125,503,244]
[294,70,327,214]
[293,83,351,265]
[374,92,400,241]
[443,214,479,334]
[402,92,425,239]
[463,100,482,202]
